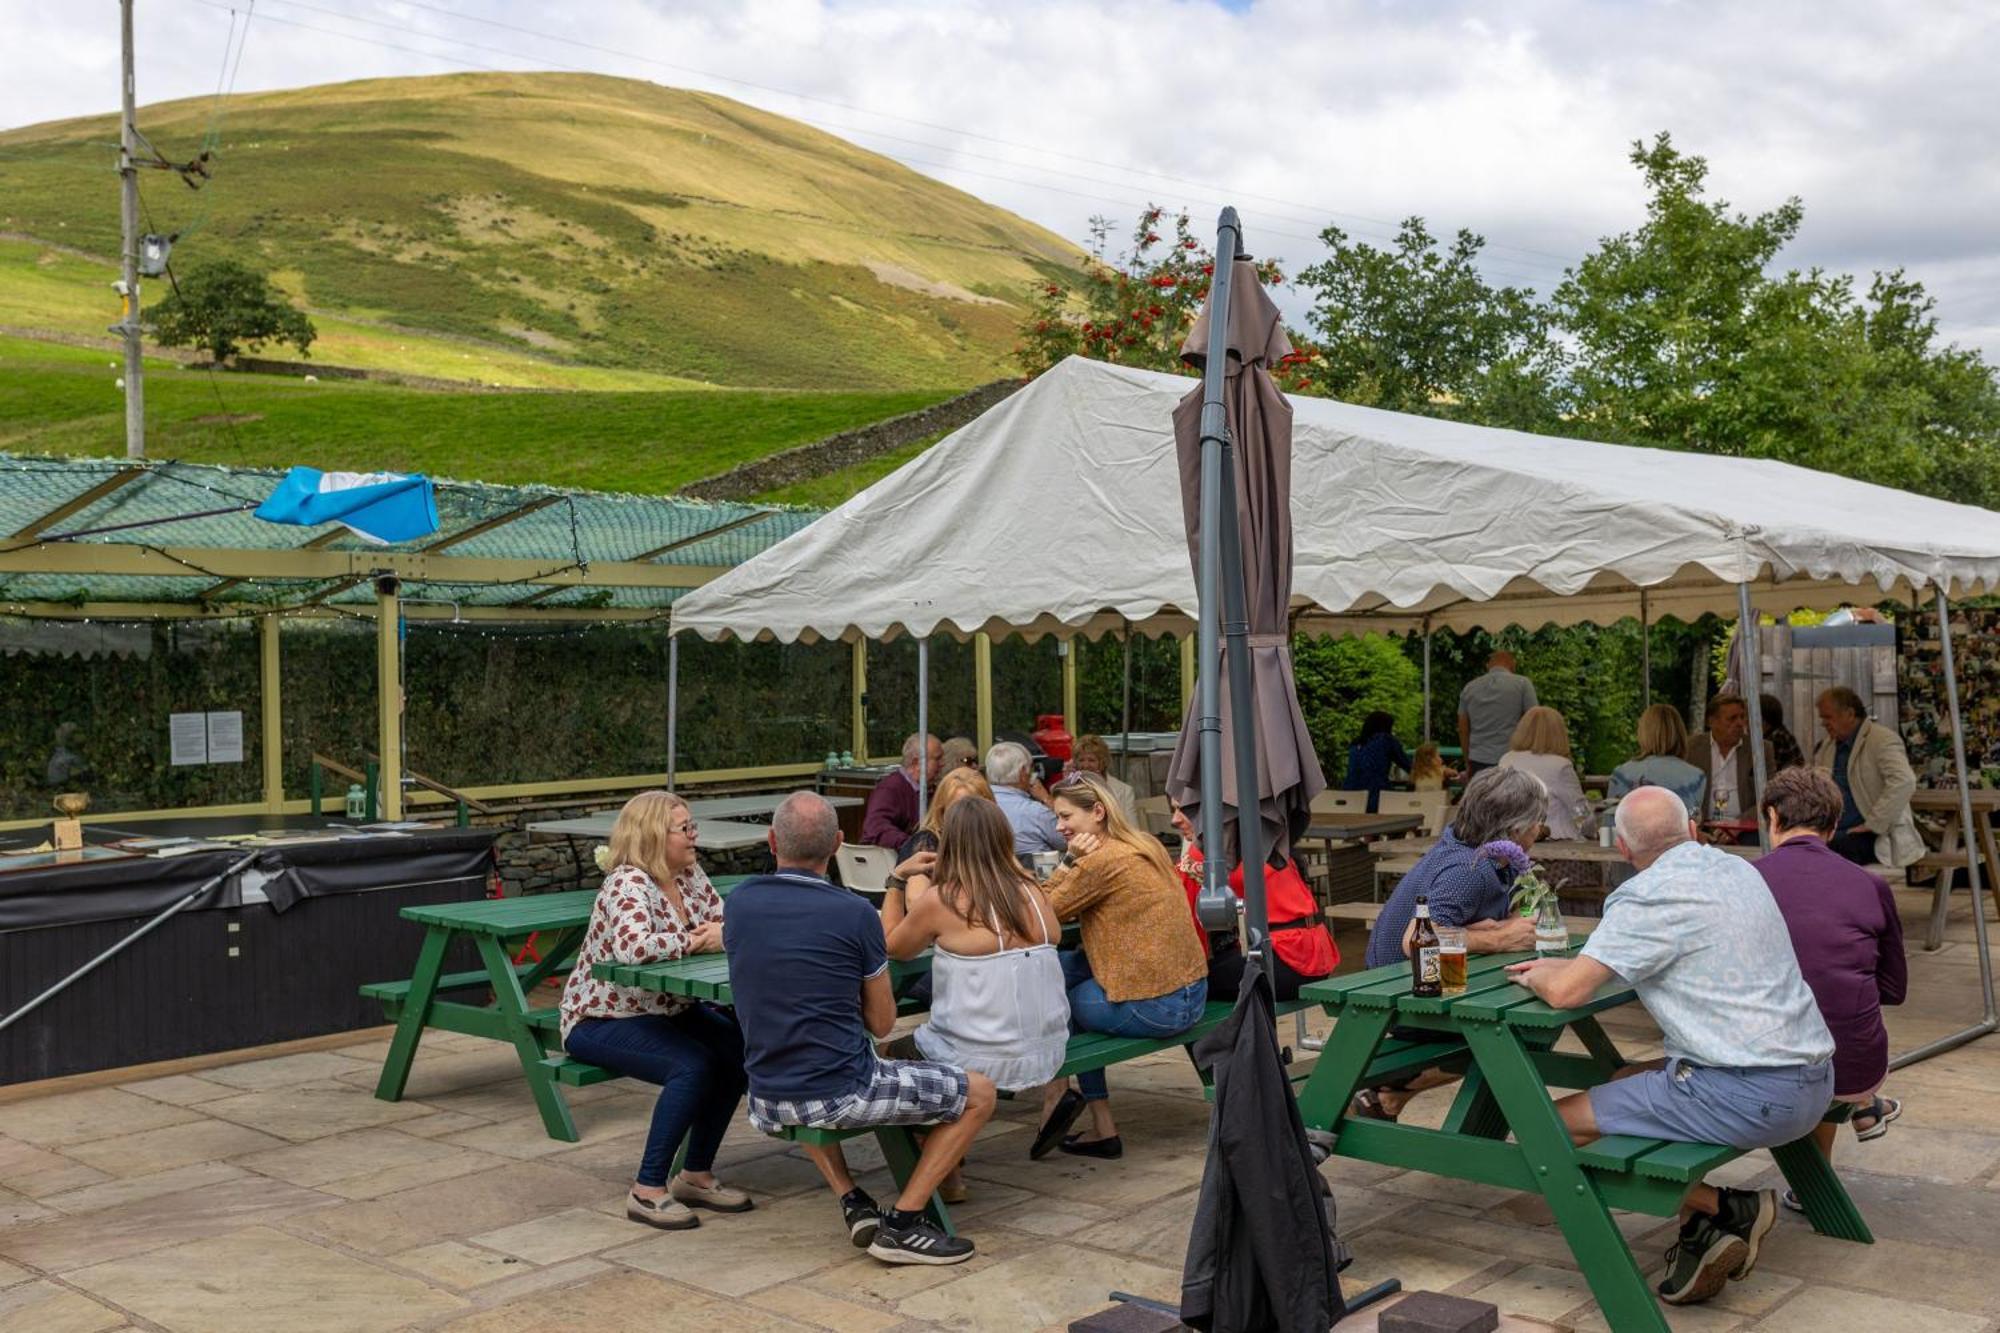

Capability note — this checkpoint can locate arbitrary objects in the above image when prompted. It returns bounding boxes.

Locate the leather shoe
[1059,1133,1123,1159]
[1031,1089,1086,1159]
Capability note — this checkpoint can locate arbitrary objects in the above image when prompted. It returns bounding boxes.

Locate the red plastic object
[1032,713,1074,761]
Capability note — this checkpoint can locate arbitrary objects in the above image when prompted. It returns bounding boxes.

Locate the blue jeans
[564,1006,747,1186]
[1060,949,1207,1101]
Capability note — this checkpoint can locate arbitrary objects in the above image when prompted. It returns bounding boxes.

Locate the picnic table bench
[1294,948,1871,1333]
[359,877,748,1141]
[597,947,1315,1233]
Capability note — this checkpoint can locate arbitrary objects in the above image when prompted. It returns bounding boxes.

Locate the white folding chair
[833,843,898,893]
[1378,790,1450,836]
[1309,789,1371,816]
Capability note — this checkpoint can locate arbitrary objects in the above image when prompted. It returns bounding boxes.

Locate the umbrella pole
[1191,211,1242,934]
[917,636,930,828]
[1735,583,1771,851]
[666,631,679,791]
[1892,589,2000,1068]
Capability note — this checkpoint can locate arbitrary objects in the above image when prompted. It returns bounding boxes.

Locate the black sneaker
[1711,1187,1777,1279]
[1657,1213,1746,1306]
[840,1189,881,1249]
[867,1212,976,1266]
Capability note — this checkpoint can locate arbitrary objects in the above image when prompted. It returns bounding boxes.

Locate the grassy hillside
[0,335,947,493]
[0,72,1080,392]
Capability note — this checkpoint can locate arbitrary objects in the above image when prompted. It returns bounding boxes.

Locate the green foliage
[1293,218,1561,428]
[146,259,317,363]
[0,335,949,494]
[1290,635,1424,777]
[753,429,950,508]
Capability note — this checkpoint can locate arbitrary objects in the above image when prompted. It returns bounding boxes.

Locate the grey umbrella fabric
[1165,258,1327,864]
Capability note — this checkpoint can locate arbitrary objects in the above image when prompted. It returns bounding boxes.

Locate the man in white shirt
[1687,695,1772,824]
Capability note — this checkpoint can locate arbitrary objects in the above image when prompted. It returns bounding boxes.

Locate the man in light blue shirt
[1456,651,1537,772]
[985,742,1065,856]
[1508,787,1833,1309]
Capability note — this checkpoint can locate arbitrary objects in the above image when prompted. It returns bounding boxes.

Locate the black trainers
[840,1188,882,1249]
[1657,1213,1746,1306]
[867,1211,976,1266]
[1711,1187,1777,1279]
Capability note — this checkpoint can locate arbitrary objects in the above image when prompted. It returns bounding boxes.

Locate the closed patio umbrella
[1167,216,1327,942]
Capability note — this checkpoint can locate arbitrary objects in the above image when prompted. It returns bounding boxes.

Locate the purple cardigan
[1756,835,1907,1096]
[861,769,919,849]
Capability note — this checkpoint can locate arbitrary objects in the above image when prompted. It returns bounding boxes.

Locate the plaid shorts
[749,1056,968,1135]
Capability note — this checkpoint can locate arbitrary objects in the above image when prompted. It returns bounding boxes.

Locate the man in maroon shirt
[1754,767,1906,1201]
[862,733,941,849]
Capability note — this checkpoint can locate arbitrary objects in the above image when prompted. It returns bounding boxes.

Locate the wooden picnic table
[1908,788,2000,950]
[1294,949,1870,1333]
[361,876,748,1141]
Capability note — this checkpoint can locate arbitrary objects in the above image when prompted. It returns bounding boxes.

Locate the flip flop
[1349,1088,1395,1122]
[1854,1096,1903,1141]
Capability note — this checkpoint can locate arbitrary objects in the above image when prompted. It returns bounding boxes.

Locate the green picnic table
[1294,948,1872,1333]
[361,877,748,1141]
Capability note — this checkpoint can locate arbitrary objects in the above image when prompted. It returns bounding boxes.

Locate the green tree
[1293,218,1562,428]
[147,258,317,363]
[1291,634,1424,778]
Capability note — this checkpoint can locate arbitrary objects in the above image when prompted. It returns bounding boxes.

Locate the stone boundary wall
[681,378,1022,500]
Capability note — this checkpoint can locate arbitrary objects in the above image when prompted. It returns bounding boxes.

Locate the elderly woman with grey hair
[1354,766,1548,1119]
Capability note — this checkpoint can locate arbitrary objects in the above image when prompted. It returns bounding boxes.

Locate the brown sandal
[1349,1088,1395,1122]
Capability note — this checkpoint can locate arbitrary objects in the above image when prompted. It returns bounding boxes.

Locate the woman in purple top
[1754,768,1906,1199]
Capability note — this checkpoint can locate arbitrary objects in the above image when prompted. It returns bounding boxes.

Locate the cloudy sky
[7,0,1999,359]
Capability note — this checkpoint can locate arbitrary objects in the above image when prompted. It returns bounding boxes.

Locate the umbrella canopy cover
[1180,956,1348,1331]
[1166,258,1327,863]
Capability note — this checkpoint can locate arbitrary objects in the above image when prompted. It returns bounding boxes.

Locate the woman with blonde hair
[559,791,751,1232]
[1608,704,1709,811]
[896,766,995,871]
[1498,705,1594,839]
[1033,772,1208,1160]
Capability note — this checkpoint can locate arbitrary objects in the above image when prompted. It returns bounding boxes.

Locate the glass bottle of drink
[1534,897,1568,956]
[1410,895,1442,998]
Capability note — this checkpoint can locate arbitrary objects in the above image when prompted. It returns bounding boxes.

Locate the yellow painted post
[975,632,994,755]
[850,639,868,763]
[1180,633,1196,716]
[259,614,283,812]
[1062,638,1078,737]
[376,581,403,819]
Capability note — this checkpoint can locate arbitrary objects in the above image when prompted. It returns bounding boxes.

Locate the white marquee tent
[672,356,2000,645]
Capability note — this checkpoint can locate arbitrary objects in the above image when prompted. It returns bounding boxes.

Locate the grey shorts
[1588,1058,1832,1151]
[748,1056,968,1135]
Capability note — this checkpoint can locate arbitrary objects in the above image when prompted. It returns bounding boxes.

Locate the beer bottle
[1410,895,1442,998]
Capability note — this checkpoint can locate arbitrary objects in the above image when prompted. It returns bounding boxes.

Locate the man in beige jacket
[1812,687,1923,869]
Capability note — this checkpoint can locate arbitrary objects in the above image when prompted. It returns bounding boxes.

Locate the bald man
[1457,650,1537,774]
[1507,787,1834,1309]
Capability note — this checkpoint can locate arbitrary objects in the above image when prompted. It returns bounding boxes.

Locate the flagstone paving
[1,886,1997,1330]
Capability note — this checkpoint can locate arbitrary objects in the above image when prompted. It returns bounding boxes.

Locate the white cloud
[4,0,1998,358]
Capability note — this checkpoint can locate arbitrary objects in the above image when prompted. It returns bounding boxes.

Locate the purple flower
[1477,839,1532,876]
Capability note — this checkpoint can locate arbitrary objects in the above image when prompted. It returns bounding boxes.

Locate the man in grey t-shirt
[1456,651,1537,772]
[1508,788,1834,1309]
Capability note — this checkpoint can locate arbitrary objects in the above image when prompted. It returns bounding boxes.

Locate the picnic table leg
[1460,1022,1671,1333]
[515,924,585,993]
[1569,1016,1629,1075]
[374,924,449,1103]
[1294,1007,1392,1133]
[474,934,580,1142]
[874,1128,953,1234]
[1441,1028,1558,1139]
[1770,1133,1873,1243]
[1926,814,1963,951]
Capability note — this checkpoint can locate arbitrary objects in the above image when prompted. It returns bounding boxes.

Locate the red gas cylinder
[1032,713,1073,762]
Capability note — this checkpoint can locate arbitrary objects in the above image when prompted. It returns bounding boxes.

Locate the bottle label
[1417,947,1441,984]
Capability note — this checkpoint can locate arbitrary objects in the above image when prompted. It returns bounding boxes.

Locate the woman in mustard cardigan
[1032,773,1207,1161]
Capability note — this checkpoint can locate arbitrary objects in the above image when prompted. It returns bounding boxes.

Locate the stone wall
[474,794,776,897]
[681,378,1023,500]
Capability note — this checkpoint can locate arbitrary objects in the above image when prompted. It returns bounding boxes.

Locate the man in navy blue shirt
[726,792,995,1266]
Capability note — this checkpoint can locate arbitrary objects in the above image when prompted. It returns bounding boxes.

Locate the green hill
[0,71,1081,392]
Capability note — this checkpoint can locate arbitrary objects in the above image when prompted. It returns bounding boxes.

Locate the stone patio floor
[4,885,2000,1332]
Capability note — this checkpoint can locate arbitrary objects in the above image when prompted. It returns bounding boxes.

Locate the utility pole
[118,0,145,459]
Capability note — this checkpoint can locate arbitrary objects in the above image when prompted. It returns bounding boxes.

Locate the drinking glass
[1436,925,1469,995]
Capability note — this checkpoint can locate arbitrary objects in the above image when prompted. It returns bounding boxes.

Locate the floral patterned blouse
[558,861,723,1041]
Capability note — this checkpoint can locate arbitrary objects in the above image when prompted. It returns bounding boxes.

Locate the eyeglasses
[668,822,697,838]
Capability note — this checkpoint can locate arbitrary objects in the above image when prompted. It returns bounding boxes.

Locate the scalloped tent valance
[669,356,2000,643]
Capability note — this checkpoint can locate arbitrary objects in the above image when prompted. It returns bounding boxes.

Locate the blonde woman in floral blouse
[559,790,752,1232]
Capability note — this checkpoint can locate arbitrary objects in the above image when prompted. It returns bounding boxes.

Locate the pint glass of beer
[1436,925,1469,995]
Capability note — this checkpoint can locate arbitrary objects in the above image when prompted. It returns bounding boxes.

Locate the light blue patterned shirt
[1582,841,1833,1069]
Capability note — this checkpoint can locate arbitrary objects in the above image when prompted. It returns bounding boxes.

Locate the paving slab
[1751,1283,1989,1332]
[1754,1226,2000,1317]
[391,1238,532,1289]
[440,1268,811,1332]
[197,1080,441,1141]
[473,1205,652,1264]
[744,1281,906,1331]
[0,1137,110,1200]
[0,1278,127,1333]
[39,1161,249,1215]
[894,1241,1183,1330]
[229,1123,481,1189]
[607,1191,854,1298]
[61,1117,288,1178]
[0,1088,199,1148]
[194,1050,379,1091]
[117,1074,241,1107]
[1462,1263,1593,1322]
[292,1158,610,1257]
[0,1174,336,1272]
[66,1223,466,1332]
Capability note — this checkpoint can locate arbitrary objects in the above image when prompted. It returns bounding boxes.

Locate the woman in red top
[1170,803,1337,1000]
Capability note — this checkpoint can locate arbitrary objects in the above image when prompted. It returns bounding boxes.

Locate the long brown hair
[920,766,995,837]
[607,790,692,889]
[1049,771,1178,888]
[932,797,1044,942]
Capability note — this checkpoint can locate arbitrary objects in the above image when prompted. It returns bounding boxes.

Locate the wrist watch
[884,874,906,892]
